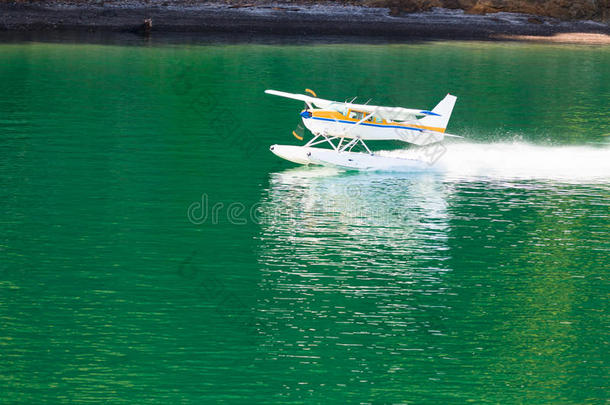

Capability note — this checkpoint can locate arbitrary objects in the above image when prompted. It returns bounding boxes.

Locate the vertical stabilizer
[419,94,457,131]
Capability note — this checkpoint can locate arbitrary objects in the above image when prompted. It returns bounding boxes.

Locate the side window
[349,110,370,121]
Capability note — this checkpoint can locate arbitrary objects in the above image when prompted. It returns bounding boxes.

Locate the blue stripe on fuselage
[306,116,424,132]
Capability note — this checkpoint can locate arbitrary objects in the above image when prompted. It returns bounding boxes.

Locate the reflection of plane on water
[259,167,451,269]
[265,89,461,171]
[254,168,456,367]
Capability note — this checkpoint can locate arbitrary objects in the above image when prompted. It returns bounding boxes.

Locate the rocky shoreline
[1,1,609,43]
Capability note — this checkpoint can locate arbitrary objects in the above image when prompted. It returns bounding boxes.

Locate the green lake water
[1,38,609,403]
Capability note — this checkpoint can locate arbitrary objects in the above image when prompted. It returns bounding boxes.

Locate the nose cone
[300,110,312,118]
[269,144,312,165]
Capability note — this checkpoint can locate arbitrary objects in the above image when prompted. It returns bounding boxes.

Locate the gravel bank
[0,2,608,42]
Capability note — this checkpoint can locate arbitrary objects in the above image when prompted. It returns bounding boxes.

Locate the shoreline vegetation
[0,1,608,44]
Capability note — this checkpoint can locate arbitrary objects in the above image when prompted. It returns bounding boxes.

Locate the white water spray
[384,141,610,182]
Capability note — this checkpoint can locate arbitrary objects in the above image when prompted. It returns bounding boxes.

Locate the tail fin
[419,94,457,132]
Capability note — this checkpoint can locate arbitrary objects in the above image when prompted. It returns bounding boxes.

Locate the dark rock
[143,18,152,34]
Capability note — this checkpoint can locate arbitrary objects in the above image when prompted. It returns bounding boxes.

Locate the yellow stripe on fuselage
[311,110,446,133]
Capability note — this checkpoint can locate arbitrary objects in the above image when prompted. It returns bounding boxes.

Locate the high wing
[264,89,439,122]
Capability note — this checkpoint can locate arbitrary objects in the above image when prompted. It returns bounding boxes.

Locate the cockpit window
[366,115,382,123]
[348,110,365,120]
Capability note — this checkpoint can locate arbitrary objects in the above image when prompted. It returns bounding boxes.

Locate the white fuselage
[301,110,443,145]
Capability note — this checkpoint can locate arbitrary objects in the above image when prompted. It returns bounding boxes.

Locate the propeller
[294,89,317,140]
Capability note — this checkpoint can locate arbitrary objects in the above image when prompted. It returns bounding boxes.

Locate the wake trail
[384,142,610,182]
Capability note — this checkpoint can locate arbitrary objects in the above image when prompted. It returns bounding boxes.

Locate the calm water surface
[1,38,609,403]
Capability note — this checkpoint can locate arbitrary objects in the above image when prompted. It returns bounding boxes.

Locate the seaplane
[266,89,461,171]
